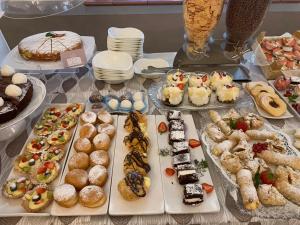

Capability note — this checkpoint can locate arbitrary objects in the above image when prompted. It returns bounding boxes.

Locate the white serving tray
[156,115,220,214]
[109,115,164,215]
[51,115,118,216]
[0,104,83,217]
[2,36,96,71]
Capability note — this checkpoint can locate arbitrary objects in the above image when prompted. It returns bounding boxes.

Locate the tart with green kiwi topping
[34,120,56,137]
[2,177,34,199]
[42,107,62,123]
[56,114,77,130]
[22,184,53,212]
[47,129,71,146]
[32,161,60,184]
[26,137,50,154]
[14,153,42,174]
[41,145,65,162]
[64,103,84,117]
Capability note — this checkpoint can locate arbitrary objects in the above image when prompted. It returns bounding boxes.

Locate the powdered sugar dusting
[79,185,103,203]
[54,184,76,201]
[88,165,107,183]
[90,150,108,165]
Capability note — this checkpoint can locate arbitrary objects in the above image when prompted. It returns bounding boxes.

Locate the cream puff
[216,84,240,103]
[80,111,97,124]
[88,165,108,187]
[14,153,42,174]
[54,184,78,208]
[123,150,151,176]
[74,138,93,154]
[65,169,89,190]
[64,103,84,117]
[56,114,77,130]
[22,184,53,212]
[68,152,90,170]
[210,71,233,90]
[89,150,110,167]
[79,185,106,208]
[97,123,115,138]
[2,177,34,199]
[47,130,71,146]
[93,133,111,151]
[97,110,113,124]
[41,145,65,162]
[33,161,60,184]
[118,172,151,201]
[26,137,49,154]
[123,130,149,153]
[79,123,97,140]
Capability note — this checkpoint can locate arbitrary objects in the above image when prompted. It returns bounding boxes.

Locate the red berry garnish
[165,168,175,176]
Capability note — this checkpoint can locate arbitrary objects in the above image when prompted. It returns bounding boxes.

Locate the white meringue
[107,98,119,110]
[120,99,132,109]
[1,65,15,77]
[133,100,145,111]
[5,84,22,97]
[12,73,27,84]
[0,97,4,107]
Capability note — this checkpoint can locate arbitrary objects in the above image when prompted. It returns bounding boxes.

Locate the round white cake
[18,31,82,61]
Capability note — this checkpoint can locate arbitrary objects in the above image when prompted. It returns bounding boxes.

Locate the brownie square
[177,164,199,185]
[167,110,182,121]
[183,183,204,205]
[169,120,185,131]
[172,153,191,168]
[169,130,185,144]
[172,141,189,155]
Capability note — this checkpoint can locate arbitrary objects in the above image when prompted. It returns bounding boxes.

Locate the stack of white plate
[107,27,144,61]
[92,50,134,84]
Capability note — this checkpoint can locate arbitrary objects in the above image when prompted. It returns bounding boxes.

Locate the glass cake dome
[1,0,84,19]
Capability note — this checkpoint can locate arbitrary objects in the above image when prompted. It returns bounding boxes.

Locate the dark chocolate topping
[124,171,146,197]
[124,150,151,173]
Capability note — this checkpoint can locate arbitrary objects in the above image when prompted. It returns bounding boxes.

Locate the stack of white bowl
[92,50,134,84]
[107,27,144,61]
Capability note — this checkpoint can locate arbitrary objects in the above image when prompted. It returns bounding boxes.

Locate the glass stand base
[0,120,26,142]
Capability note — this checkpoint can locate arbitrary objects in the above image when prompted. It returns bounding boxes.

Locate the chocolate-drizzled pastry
[124,111,147,133]
[118,171,151,201]
[124,150,151,176]
[123,130,149,153]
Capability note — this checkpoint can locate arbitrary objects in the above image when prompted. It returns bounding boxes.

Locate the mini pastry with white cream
[216,84,240,103]
[188,85,212,106]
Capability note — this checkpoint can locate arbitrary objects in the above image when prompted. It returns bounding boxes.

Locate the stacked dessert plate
[107,27,144,61]
[92,50,134,84]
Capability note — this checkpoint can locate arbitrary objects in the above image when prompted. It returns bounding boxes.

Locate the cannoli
[257,150,300,171]
[216,120,232,136]
[228,130,249,142]
[212,139,237,156]
[205,123,226,143]
[232,140,253,160]
[220,151,242,174]
[275,166,300,205]
[236,169,260,210]
[208,110,222,123]
[257,184,286,206]
[245,130,277,140]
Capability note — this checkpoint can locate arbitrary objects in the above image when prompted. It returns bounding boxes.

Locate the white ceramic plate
[134,58,169,79]
[92,50,133,71]
[2,36,96,71]
[156,115,220,214]
[109,115,164,215]
[0,104,83,217]
[108,27,144,39]
[0,76,46,130]
[51,115,118,216]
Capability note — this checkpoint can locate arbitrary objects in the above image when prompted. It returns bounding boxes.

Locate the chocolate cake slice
[169,130,185,144]
[172,141,189,155]
[0,101,18,123]
[172,153,191,168]
[183,183,204,205]
[177,164,199,185]
[167,110,182,121]
[169,120,185,131]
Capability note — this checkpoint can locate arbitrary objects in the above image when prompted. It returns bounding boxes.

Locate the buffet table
[0,52,299,225]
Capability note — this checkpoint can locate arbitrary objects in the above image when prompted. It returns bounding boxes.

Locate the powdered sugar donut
[54,184,78,207]
[80,111,97,124]
[89,150,110,167]
[79,123,97,140]
[97,110,113,124]
[88,165,108,187]
[79,185,106,208]
[97,123,115,138]
[93,133,110,151]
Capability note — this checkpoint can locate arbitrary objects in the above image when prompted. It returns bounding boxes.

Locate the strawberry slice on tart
[47,129,71,145]
[32,161,60,184]
[26,137,50,154]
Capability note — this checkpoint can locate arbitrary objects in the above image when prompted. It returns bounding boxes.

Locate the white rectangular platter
[0,104,82,217]
[51,115,118,216]
[109,115,164,215]
[156,114,220,214]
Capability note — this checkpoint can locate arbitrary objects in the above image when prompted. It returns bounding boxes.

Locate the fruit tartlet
[41,145,65,162]
[161,83,184,106]
[42,107,62,123]
[188,72,210,87]
[64,103,84,117]
[2,177,34,199]
[22,184,53,212]
[14,153,42,174]
[47,129,71,145]
[32,161,60,184]
[216,84,240,103]
[166,69,188,86]
[188,85,212,106]
[34,120,56,137]
[26,137,49,154]
[56,114,77,130]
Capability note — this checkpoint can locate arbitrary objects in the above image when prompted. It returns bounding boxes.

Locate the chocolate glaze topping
[124,150,151,174]
[124,171,146,197]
